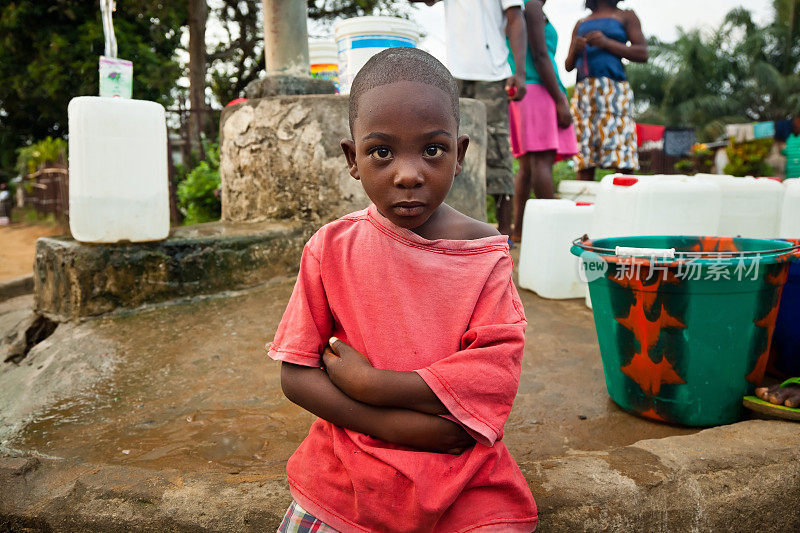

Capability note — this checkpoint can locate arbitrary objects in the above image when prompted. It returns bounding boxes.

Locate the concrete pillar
[219,97,488,225]
[261,0,309,75]
[247,0,335,97]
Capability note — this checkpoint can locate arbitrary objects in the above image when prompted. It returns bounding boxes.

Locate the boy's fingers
[329,336,355,357]
[323,346,339,360]
[328,336,341,354]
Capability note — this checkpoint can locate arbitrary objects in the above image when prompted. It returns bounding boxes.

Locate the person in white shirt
[410,0,527,237]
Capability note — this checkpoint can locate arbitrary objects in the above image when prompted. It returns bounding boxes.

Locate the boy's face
[341,81,469,231]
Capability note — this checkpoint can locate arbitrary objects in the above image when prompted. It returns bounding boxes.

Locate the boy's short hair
[348,47,460,137]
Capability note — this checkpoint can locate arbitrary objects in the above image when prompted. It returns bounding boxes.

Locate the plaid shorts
[277,501,338,533]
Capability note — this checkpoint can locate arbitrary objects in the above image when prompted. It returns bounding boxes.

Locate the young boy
[268,47,537,532]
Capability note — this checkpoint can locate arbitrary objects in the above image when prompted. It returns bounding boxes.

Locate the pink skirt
[509,84,578,159]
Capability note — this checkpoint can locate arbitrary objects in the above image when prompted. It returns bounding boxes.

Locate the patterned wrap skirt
[571,77,638,171]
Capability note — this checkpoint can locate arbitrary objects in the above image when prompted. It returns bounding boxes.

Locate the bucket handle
[615,246,675,258]
[573,238,800,259]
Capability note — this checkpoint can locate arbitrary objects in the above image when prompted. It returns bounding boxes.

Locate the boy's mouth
[392,201,425,217]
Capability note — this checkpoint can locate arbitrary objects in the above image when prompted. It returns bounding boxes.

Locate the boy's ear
[454,135,470,177]
[340,139,360,180]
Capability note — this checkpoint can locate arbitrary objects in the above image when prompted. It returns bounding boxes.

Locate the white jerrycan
[68,96,169,243]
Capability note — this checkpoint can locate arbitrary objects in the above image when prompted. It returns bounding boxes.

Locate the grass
[10,206,58,226]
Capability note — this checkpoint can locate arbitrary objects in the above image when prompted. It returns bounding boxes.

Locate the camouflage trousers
[456,78,514,196]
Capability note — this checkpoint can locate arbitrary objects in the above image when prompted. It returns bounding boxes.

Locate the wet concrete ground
[1,264,799,531]
[4,274,697,475]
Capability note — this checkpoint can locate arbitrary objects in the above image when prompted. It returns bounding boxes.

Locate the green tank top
[507,5,567,94]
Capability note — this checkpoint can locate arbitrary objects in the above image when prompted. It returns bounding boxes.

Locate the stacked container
[518,199,595,299]
[557,180,601,203]
[592,174,722,239]
[779,178,800,238]
[334,17,420,94]
[695,175,783,238]
[309,39,340,92]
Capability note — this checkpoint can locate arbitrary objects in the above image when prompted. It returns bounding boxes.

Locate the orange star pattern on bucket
[613,267,687,396]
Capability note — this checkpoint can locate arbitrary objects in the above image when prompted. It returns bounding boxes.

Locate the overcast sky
[411,0,774,87]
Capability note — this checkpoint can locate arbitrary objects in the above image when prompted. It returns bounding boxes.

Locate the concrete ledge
[245,73,337,98]
[33,221,312,320]
[0,275,34,303]
[1,420,798,532]
[525,420,800,531]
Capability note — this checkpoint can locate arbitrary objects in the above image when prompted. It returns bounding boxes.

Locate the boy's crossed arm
[281,356,474,454]
[323,337,448,415]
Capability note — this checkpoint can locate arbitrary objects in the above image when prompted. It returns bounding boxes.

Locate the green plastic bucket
[571,236,800,426]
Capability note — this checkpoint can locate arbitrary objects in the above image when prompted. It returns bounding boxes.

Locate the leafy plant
[15,137,67,176]
[724,138,776,177]
[177,142,221,225]
[676,143,715,175]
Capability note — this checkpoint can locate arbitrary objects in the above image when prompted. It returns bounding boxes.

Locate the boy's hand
[323,337,375,401]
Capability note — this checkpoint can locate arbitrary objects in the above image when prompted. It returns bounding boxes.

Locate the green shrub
[724,139,775,177]
[15,137,67,176]
[177,143,221,225]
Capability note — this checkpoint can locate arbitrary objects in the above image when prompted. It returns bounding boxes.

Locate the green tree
[627,1,800,141]
[307,0,410,20]
[0,1,187,181]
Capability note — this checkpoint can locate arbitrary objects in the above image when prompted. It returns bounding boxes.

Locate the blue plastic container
[772,246,800,375]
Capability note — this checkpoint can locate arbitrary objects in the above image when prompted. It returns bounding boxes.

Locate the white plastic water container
[695,174,783,238]
[309,39,340,92]
[557,180,601,203]
[309,39,338,66]
[68,96,169,243]
[334,16,420,94]
[592,174,721,238]
[779,178,800,238]
[518,199,595,299]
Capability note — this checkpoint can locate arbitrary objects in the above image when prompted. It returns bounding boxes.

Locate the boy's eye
[370,147,392,160]
[424,146,444,157]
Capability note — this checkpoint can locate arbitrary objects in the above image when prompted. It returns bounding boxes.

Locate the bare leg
[494,194,513,236]
[531,150,556,200]
[577,167,595,182]
[756,383,800,408]
[512,153,534,242]
[578,167,595,181]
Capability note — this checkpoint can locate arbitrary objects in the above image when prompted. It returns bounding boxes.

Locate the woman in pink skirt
[507,0,578,242]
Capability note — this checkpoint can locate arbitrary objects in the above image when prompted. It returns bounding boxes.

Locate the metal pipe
[100,0,118,58]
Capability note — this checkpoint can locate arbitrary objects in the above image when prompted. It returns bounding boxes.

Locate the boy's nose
[393,159,424,189]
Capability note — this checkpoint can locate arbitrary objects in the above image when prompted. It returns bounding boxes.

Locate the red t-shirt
[268,205,537,532]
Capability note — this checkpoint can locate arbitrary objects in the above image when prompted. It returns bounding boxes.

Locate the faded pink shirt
[268,205,537,533]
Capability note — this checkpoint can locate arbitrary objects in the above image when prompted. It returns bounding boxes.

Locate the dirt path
[0,223,63,281]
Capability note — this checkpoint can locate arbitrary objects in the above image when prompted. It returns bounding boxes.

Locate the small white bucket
[309,39,340,92]
[333,16,420,94]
